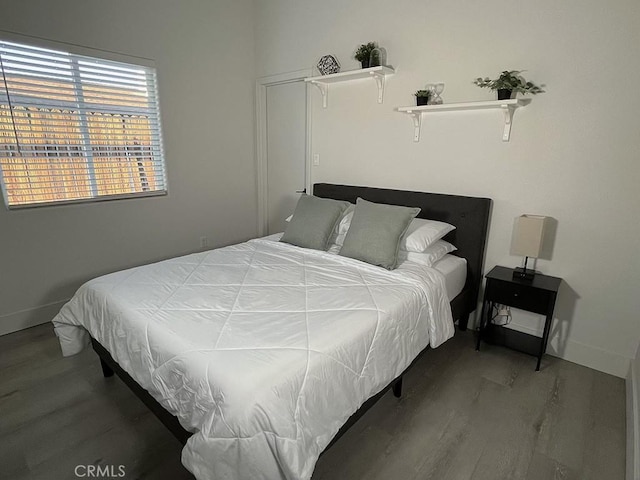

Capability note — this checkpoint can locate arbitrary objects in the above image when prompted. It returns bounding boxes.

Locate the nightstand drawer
[486,279,550,315]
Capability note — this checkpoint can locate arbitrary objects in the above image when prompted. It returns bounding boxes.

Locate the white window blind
[0,40,166,208]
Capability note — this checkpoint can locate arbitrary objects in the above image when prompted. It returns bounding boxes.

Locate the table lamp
[511,215,548,281]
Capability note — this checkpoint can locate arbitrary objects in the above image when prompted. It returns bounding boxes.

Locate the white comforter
[53,237,454,480]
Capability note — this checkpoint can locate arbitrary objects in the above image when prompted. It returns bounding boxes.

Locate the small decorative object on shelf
[473,70,545,100]
[415,90,431,106]
[425,83,444,105]
[369,47,386,67]
[317,55,341,75]
[354,42,377,69]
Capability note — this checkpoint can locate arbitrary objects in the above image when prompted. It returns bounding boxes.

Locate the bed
[52,183,491,480]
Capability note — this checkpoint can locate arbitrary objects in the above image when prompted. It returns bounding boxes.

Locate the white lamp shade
[511,215,548,258]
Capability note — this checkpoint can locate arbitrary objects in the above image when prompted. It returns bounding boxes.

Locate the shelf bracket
[310,81,328,108]
[371,71,385,104]
[501,105,516,141]
[405,111,422,142]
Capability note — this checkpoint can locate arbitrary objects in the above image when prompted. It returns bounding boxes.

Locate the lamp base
[513,267,535,281]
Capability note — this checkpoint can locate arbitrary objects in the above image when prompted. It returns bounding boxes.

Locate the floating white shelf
[396,98,532,142]
[305,66,395,108]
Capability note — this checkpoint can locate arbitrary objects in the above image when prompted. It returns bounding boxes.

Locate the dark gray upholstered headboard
[313,183,492,327]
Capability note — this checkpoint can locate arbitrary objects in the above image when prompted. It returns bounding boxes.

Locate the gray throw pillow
[280,195,350,251]
[339,198,420,269]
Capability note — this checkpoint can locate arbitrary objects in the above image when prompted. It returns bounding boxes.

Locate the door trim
[256,69,312,237]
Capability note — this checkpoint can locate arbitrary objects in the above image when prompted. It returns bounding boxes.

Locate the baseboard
[0,300,68,336]
[628,356,640,480]
[499,322,630,378]
[546,336,630,378]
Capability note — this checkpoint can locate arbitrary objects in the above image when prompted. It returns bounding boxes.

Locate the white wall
[0,0,257,334]
[255,0,640,377]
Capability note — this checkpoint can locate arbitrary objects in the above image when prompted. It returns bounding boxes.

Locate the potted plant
[473,70,545,100]
[415,90,431,106]
[354,42,377,69]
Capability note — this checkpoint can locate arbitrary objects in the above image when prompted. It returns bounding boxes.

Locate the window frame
[0,33,168,210]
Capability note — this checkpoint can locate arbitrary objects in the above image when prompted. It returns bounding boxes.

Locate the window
[0,40,166,208]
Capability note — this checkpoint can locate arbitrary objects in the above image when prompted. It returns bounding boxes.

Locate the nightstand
[476,266,562,371]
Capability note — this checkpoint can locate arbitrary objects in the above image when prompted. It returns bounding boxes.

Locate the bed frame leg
[458,313,470,331]
[100,358,114,377]
[392,377,403,398]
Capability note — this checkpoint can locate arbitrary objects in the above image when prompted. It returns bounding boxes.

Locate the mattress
[393,253,467,301]
[52,237,454,480]
[432,254,467,300]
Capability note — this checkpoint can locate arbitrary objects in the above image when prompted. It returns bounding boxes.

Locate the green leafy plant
[473,70,545,95]
[414,90,431,98]
[354,42,377,62]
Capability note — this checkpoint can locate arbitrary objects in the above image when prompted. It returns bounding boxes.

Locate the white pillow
[335,206,354,234]
[330,216,455,253]
[400,218,455,252]
[331,233,347,247]
[397,240,457,267]
[327,205,354,243]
